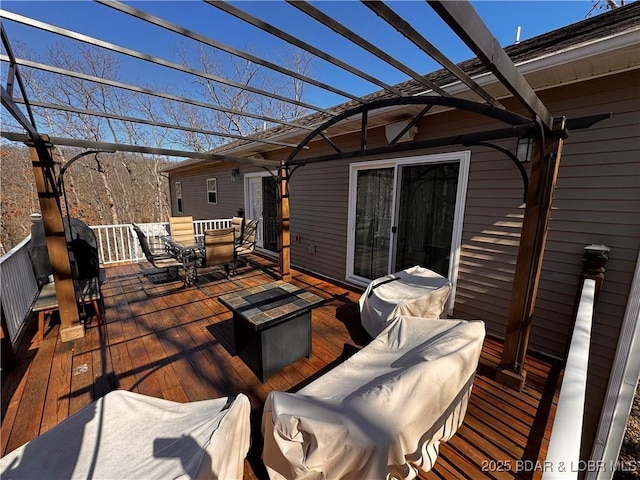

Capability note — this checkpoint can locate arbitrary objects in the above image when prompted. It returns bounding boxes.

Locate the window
[207,178,217,204]
[175,181,183,213]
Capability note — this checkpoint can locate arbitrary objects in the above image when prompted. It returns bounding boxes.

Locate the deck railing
[542,278,596,479]
[90,218,233,265]
[0,218,232,346]
[0,236,39,343]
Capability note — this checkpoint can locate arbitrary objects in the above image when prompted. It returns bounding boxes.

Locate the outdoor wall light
[231,168,240,183]
[516,137,535,163]
[385,120,417,144]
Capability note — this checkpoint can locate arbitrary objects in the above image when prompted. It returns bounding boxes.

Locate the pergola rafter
[0,0,611,389]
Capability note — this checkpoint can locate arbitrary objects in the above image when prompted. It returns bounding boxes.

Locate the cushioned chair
[204,227,236,278]
[231,216,244,243]
[235,219,258,260]
[169,216,196,245]
[132,224,183,279]
[0,391,251,480]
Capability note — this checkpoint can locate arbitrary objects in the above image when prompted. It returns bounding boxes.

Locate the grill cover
[28,217,99,286]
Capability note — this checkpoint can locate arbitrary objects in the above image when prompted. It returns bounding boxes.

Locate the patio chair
[204,227,236,278]
[132,224,182,279]
[168,215,196,245]
[0,390,251,480]
[231,216,244,242]
[235,219,258,265]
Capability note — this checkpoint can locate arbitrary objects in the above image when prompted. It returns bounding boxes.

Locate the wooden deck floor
[1,256,562,479]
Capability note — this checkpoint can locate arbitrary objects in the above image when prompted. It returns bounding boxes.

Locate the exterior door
[347,152,470,310]
[245,172,278,253]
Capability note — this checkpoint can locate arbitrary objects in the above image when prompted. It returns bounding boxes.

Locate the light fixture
[231,168,240,183]
[385,120,417,144]
[516,137,534,163]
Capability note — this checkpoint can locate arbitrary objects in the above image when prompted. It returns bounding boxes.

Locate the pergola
[0,0,609,390]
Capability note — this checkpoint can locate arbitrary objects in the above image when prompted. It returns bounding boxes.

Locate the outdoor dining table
[163,236,204,285]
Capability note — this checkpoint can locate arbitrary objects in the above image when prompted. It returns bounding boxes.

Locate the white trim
[345,151,470,314]
[588,249,640,480]
[442,28,640,97]
[543,279,596,480]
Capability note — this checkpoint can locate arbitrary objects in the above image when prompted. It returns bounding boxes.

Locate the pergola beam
[206,0,405,97]
[288,0,451,97]
[17,99,303,149]
[0,10,335,116]
[0,55,317,132]
[428,0,554,129]
[363,1,502,108]
[95,0,366,105]
[1,132,281,167]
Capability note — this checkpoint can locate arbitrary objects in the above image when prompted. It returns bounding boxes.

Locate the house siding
[169,163,261,220]
[169,70,639,456]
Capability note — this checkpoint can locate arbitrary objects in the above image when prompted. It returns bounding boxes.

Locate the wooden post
[30,136,84,342]
[496,117,566,390]
[278,165,292,281]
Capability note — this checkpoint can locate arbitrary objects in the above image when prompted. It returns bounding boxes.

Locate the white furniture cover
[0,390,251,480]
[262,316,486,479]
[359,265,452,337]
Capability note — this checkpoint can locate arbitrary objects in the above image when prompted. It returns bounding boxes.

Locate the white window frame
[206,178,218,205]
[345,151,470,314]
[175,181,183,213]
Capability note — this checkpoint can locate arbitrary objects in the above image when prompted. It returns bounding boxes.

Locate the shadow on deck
[1,254,561,479]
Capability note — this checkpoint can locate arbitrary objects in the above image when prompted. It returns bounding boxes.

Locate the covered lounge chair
[0,391,251,480]
[262,316,485,479]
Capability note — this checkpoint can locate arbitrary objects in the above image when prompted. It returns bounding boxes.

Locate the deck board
[1,255,561,479]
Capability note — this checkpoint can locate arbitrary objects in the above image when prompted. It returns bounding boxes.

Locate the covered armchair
[359,265,452,337]
[0,391,251,480]
[204,227,236,278]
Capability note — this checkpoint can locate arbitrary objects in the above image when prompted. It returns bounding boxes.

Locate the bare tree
[587,0,623,16]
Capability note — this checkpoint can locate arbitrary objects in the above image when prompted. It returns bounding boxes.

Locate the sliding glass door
[394,162,459,277]
[347,152,470,308]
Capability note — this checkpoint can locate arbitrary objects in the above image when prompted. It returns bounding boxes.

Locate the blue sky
[1,1,616,108]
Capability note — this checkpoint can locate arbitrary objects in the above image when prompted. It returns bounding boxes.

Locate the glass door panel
[262,176,279,253]
[394,163,459,277]
[353,168,394,279]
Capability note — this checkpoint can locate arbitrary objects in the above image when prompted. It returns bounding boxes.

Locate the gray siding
[169,70,639,456]
[169,163,262,220]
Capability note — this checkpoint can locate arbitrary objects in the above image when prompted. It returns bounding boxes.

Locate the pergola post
[278,165,292,281]
[30,135,84,342]
[497,117,566,390]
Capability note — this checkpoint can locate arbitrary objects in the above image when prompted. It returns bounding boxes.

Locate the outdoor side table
[219,281,324,383]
